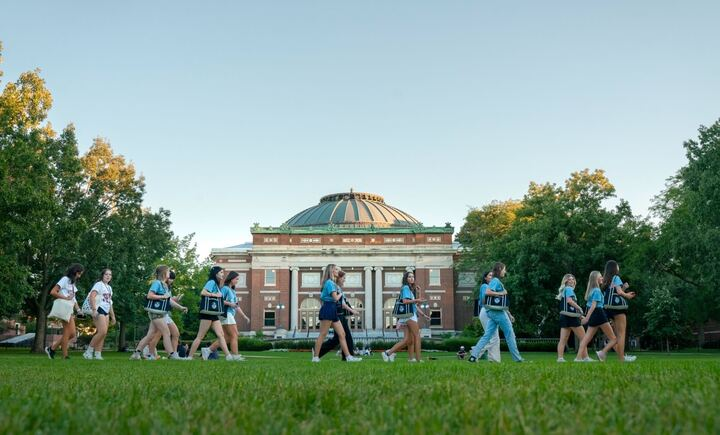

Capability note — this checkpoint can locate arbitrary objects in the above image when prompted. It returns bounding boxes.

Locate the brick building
[210,191,475,336]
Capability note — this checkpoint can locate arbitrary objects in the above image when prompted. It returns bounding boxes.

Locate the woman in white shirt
[45,264,84,360]
[83,269,116,360]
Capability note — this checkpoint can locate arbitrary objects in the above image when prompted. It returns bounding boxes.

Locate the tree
[644,286,684,352]
[652,118,720,347]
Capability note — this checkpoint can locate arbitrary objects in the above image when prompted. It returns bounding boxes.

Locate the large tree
[652,118,720,347]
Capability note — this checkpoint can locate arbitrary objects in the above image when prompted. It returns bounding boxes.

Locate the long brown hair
[492,262,506,281]
[602,260,620,291]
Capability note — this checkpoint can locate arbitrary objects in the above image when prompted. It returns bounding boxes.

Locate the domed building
[211,191,475,337]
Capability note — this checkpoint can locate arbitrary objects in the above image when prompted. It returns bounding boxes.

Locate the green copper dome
[285,191,421,228]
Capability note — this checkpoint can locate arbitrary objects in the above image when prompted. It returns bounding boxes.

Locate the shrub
[238,338,272,351]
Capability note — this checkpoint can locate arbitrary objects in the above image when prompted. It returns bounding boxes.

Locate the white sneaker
[169,353,185,360]
[201,347,211,361]
[623,355,637,362]
[381,351,390,362]
[311,356,321,363]
[389,352,396,362]
[346,355,362,362]
[94,353,103,361]
[130,351,141,360]
[142,346,151,359]
[233,354,246,361]
[225,354,235,361]
[83,350,93,360]
[595,350,607,362]
[408,359,417,363]
[557,357,566,363]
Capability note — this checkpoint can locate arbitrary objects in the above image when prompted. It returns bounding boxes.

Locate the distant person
[205,271,250,361]
[576,271,619,362]
[318,270,360,361]
[555,274,588,362]
[603,260,637,362]
[84,268,116,360]
[187,266,234,361]
[312,264,362,362]
[457,346,467,360]
[381,270,430,363]
[46,264,84,360]
[131,265,184,361]
[468,262,525,363]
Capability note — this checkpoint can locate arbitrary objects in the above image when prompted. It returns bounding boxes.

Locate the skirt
[604,309,626,320]
[559,314,581,328]
[319,301,340,322]
[588,308,609,327]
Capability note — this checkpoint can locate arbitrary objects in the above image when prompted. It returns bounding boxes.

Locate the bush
[237,338,272,351]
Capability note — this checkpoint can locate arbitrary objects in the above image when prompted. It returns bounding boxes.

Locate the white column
[374,266,383,330]
[290,267,299,331]
[364,266,373,330]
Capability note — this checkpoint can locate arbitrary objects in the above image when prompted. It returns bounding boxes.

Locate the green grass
[1,350,718,434]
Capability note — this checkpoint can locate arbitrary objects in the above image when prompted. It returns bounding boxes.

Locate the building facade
[210,191,475,336]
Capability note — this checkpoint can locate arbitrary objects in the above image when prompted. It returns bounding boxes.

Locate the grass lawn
[0,349,718,434]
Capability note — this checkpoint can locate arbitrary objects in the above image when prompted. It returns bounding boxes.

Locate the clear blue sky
[3,1,719,258]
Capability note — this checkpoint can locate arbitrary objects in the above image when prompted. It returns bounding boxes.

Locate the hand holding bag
[49,298,74,322]
[199,295,224,315]
[603,286,628,310]
[145,297,171,314]
[559,296,582,317]
[392,294,414,319]
[484,281,510,311]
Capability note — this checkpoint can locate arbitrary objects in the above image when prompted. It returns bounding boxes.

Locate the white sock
[86,347,94,355]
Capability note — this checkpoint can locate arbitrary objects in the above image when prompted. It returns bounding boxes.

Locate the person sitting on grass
[457,346,467,360]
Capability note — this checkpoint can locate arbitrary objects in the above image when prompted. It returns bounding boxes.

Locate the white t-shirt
[91,281,113,312]
[57,276,78,303]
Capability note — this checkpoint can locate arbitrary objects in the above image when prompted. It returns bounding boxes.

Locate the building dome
[285,191,421,228]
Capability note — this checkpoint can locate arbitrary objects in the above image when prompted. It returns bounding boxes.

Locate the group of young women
[45,259,637,363]
[556,260,637,363]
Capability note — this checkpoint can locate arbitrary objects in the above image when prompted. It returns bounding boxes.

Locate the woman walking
[205,271,250,361]
[603,260,637,362]
[476,270,502,362]
[555,273,588,362]
[187,266,234,361]
[312,264,362,362]
[83,269,116,360]
[577,271,617,362]
[45,264,84,360]
[468,262,525,363]
[317,270,361,360]
[381,270,430,363]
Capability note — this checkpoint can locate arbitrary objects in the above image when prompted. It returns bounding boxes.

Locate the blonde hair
[320,264,337,290]
[556,274,575,300]
[155,265,170,282]
[585,271,602,301]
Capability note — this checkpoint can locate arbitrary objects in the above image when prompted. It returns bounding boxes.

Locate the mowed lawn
[1,350,718,434]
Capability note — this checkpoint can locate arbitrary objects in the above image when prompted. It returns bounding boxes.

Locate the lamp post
[275,304,286,329]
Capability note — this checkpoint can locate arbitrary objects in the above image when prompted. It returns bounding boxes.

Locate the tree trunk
[118,321,127,352]
[32,290,50,353]
[697,323,705,350]
[666,338,670,353]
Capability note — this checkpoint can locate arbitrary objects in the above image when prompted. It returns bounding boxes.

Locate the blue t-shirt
[479,283,489,307]
[612,275,623,290]
[564,287,577,300]
[400,285,416,314]
[203,280,221,294]
[320,279,337,302]
[489,277,505,292]
[149,280,167,296]
[221,285,237,317]
[587,287,604,308]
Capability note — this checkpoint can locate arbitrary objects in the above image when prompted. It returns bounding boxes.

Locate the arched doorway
[383,298,399,329]
[300,298,321,331]
[345,297,364,330]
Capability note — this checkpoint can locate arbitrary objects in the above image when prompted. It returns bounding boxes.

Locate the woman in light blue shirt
[187,266,234,361]
[603,260,637,362]
[382,270,430,363]
[312,264,362,362]
[555,274,588,362]
[207,271,250,361]
[577,271,617,362]
[477,270,502,362]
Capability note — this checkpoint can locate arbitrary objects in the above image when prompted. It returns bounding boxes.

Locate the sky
[3,1,719,258]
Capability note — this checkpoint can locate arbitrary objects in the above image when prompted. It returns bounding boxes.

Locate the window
[301,272,321,288]
[344,272,362,288]
[342,237,362,243]
[384,272,403,287]
[430,310,442,327]
[383,298,399,329]
[429,269,441,286]
[345,297,364,329]
[236,273,247,288]
[264,311,276,327]
[300,298,321,330]
[458,272,475,288]
[264,269,276,286]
